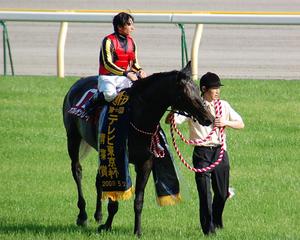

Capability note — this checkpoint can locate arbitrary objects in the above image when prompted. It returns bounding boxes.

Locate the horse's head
[173,61,214,126]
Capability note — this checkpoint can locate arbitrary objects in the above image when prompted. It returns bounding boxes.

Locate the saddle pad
[68,88,98,121]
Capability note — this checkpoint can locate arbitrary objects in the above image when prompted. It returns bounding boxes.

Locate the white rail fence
[1,9,300,78]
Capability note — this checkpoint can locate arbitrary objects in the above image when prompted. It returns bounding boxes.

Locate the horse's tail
[79,139,92,161]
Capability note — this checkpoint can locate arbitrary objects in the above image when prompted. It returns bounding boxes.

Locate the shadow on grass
[0,220,131,237]
[0,220,189,239]
[0,217,206,239]
[0,222,89,235]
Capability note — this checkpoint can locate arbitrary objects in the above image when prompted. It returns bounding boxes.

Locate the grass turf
[0,76,299,239]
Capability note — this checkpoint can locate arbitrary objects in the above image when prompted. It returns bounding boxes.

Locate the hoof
[98,224,111,233]
[135,232,142,238]
[134,230,142,238]
[76,218,88,227]
[94,212,103,224]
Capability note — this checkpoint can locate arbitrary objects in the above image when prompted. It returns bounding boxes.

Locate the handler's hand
[214,117,227,128]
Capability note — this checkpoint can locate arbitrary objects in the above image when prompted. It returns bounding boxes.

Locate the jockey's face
[203,87,221,102]
[118,18,135,36]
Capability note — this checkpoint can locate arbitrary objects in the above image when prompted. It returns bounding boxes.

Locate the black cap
[200,72,224,90]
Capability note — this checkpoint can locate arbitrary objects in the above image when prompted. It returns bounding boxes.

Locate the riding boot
[83,91,106,116]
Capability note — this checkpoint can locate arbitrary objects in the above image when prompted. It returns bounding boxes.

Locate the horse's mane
[129,70,178,96]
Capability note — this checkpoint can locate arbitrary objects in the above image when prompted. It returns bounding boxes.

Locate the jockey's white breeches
[98,75,133,102]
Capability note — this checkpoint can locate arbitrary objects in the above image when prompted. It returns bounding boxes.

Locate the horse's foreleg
[134,157,153,237]
[94,172,103,223]
[68,135,88,227]
[98,199,119,232]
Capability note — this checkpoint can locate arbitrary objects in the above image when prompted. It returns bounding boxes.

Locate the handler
[84,12,147,113]
[166,72,244,235]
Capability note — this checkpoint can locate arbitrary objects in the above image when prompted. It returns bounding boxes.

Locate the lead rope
[150,125,165,158]
[170,99,225,173]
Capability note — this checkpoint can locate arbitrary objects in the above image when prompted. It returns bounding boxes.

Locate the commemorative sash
[98,91,133,201]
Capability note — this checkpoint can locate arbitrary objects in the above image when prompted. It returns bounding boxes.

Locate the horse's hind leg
[94,171,103,223]
[98,199,119,232]
[67,132,88,226]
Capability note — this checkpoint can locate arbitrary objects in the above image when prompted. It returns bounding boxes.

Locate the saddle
[68,89,102,123]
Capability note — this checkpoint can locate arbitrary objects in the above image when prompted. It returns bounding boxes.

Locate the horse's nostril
[204,119,212,126]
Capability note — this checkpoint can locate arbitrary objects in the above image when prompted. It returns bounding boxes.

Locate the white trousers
[98,75,133,102]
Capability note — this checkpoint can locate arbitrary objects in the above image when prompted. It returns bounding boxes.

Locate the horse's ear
[180,61,192,77]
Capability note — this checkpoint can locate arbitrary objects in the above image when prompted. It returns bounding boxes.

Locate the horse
[62,62,214,237]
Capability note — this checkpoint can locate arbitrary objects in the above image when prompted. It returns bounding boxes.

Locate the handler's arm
[215,117,244,129]
[215,101,245,129]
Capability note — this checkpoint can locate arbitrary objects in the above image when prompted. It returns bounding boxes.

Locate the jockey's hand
[127,72,139,81]
[165,112,174,124]
[138,69,147,78]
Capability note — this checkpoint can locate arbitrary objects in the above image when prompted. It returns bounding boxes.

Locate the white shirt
[174,100,243,151]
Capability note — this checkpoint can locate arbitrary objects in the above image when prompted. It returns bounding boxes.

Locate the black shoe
[214,223,223,230]
[213,221,223,230]
[203,229,216,236]
[203,225,216,236]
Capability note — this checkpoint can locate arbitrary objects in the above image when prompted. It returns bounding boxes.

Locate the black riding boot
[83,91,106,116]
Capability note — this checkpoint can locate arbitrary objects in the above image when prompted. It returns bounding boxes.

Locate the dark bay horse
[62,62,214,237]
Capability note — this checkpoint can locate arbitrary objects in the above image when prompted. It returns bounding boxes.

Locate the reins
[170,99,225,173]
[130,121,155,136]
[130,122,165,158]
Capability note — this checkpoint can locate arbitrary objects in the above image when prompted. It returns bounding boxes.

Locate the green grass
[0,76,299,240]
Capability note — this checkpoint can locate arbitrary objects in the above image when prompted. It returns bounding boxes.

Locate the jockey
[84,12,147,114]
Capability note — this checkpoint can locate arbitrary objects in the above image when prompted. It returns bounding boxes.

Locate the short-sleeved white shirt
[174,100,243,151]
